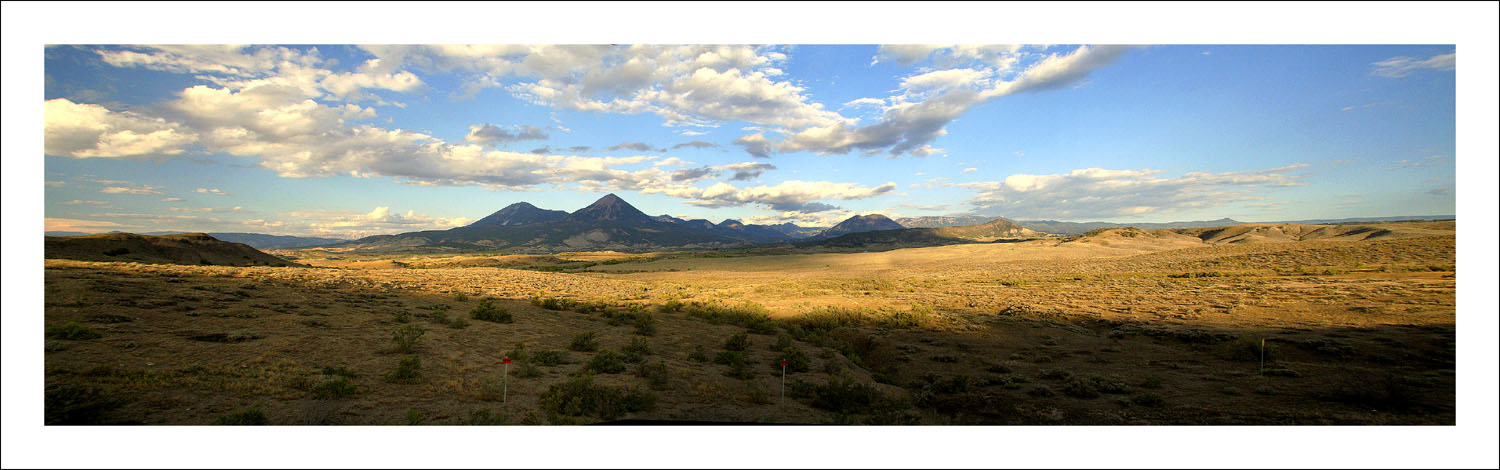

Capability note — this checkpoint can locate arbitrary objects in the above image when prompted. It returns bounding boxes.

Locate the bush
[687,345,709,362]
[679,301,778,335]
[503,343,528,363]
[447,316,469,329]
[320,366,359,378]
[392,324,425,353]
[776,345,811,373]
[466,409,509,425]
[470,298,513,323]
[215,407,269,425]
[46,322,103,341]
[723,332,751,351]
[453,292,469,302]
[1132,393,1165,407]
[791,373,899,415]
[540,374,657,421]
[386,356,422,383]
[1222,337,1277,363]
[515,363,543,378]
[623,337,652,363]
[45,385,123,424]
[633,312,657,336]
[569,332,599,352]
[311,376,357,399]
[531,295,575,311]
[636,360,670,390]
[1139,375,1164,389]
[583,349,627,374]
[532,350,566,366]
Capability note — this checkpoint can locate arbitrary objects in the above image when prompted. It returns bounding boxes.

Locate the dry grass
[43,228,1456,424]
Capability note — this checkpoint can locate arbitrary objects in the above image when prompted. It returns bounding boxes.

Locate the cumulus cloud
[670,167,718,182]
[948,164,1308,220]
[195,188,228,195]
[1371,52,1455,78]
[59,200,110,206]
[667,161,776,183]
[464,123,549,146]
[45,98,197,158]
[45,217,125,233]
[733,133,774,158]
[95,45,424,103]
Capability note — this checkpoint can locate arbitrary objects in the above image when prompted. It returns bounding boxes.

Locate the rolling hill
[44,233,302,267]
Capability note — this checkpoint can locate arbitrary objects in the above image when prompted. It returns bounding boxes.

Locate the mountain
[566,193,654,223]
[325,194,745,253]
[815,214,906,239]
[805,217,1042,249]
[895,215,998,228]
[1269,215,1455,225]
[202,233,343,250]
[768,222,825,238]
[469,202,568,227]
[712,219,793,243]
[1061,220,1456,247]
[45,233,302,267]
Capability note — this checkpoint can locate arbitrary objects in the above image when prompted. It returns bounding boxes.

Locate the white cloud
[948,164,1309,220]
[96,45,425,103]
[45,218,125,233]
[59,200,109,206]
[99,184,164,195]
[644,179,897,212]
[1371,52,1455,78]
[195,188,228,195]
[961,167,977,173]
[161,197,184,202]
[45,99,197,158]
[169,206,243,213]
[464,123,549,146]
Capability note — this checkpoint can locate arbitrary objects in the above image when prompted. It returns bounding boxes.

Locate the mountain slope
[816,214,906,239]
[469,202,568,227]
[805,217,1042,249]
[45,233,302,267]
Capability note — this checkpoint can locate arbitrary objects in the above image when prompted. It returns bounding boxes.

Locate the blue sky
[42,44,1456,238]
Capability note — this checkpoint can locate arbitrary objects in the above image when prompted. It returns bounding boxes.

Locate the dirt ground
[43,232,1456,425]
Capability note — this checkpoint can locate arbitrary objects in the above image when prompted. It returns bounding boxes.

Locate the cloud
[671,140,718,150]
[568,145,592,153]
[1386,155,1447,170]
[717,162,776,181]
[59,200,110,206]
[899,203,951,211]
[733,133,774,158]
[99,184,164,195]
[96,45,424,103]
[961,167,977,173]
[161,197,184,202]
[653,157,691,167]
[644,179,897,212]
[195,187,228,195]
[529,146,553,155]
[773,45,1133,158]
[1425,185,1454,196]
[948,164,1309,219]
[463,123,549,146]
[169,206,243,213]
[1371,52,1455,78]
[45,98,197,158]
[45,217,125,232]
[605,141,654,152]
[670,167,718,182]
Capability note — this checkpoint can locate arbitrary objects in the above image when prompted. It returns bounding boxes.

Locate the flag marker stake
[501,357,512,404]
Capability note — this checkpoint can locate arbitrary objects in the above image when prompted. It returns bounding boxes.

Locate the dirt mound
[44,232,301,267]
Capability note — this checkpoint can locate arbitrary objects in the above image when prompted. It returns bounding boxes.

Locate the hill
[1059,220,1456,248]
[805,217,1043,249]
[895,215,997,228]
[44,233,302,267]
[469,202,568,227]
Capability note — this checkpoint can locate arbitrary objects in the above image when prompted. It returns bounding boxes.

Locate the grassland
[43,228,1456,425]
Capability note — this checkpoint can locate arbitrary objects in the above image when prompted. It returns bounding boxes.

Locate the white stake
[501,357,511,404]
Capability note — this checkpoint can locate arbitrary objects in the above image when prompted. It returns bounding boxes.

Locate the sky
[42,44,1456,238]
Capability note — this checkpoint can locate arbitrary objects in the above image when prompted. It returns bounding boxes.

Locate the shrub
[776,345,811,373]
[583,349,626,374]
[1037,369,1072,381]
[1139,375,1164,389]
[429,310,450,325]
[1062,378,1101,399]
[394,312,410,323]
[310,376,357,399]
[623,337,652,363]
[45,385,123,424]
[633,312,657,336]
[680,301,778,335]
[503,343,528,363]
[453,292,469,302]
[569,332,599,352]
[540,374,657,421]
[447,316,469,329]
[515,363,544,378]
[1132,393,1165,407]
[405,409,425,425]
[723,332,751,351]
[215,407,269,425]
[531,295,575,311]
[791,373,899,415]
[635,360,670,390]
[386,356,422,383]
[470,298,513,323]
[46,322,103,341]
[392,324,426,353]
[687,345,709,362]
[532,350,566,366]
[320,366,359,378]
[1221,337,1277,363]
[103,247,130,256]
[467,409,509,425]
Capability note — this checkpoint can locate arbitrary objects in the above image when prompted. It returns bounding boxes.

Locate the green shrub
[503,343,528,363]
[320,366,359,378]
[569,332,599,352]
[623,337,652,363]
[46,322,102,341]
[531,295,575,311]
[447,316,469,329]
[515,363,543,378]
[466,409,509,425]
[687,345,709,362]
[633,312,657,336]
[215,407,269,425]
[453,292,469,302]
[680,301,778,334]
[532,350,566,366]
[386,356,422,383]
[791,373,899,415]
[635,360,670,391]
[394,312,410,323]
[405,409,425,425]
[776,345,811,373]
[540,374,657,421]
[311,376,357,399]
[471,298,513,323]
[429,310,450,325]
[392,324,426,353]
[723,332,751,351]
[583,348,626,374]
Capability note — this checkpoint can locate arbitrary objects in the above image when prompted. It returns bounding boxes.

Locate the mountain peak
[818,213,905,238]
[468,201,567,227]
[568,193,652,222]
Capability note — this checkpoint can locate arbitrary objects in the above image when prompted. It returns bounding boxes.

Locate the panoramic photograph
[38,42,1461,426]
[5,2,1497,468]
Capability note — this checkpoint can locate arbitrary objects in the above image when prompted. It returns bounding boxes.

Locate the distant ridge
[469,202,567,227]
[45,232,302,267]
[815,214,906,239]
